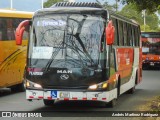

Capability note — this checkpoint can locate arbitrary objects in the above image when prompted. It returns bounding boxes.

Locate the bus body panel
[0,10,33,89]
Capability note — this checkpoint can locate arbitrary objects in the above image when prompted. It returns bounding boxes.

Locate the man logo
[60,74,69,80]
[57,70,72,74]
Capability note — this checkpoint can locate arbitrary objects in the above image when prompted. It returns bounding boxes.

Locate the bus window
[118,20,124,46]
[111,17,118,45]
[123,22,127,46]
[131,26,135,46]
[127,24,132,46]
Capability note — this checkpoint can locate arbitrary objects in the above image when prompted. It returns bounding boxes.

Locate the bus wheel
[43,99,55,106]
[127,86,135,94]
[11,82,25,92]
[106,98,117,108]
[17,82,25,92]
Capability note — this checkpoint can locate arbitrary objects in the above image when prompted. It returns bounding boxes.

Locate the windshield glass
[142,37,160,55]
[28,14,105,68]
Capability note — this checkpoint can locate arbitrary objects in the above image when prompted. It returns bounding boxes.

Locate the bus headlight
[26,80,42,89]
[88,82,108,90]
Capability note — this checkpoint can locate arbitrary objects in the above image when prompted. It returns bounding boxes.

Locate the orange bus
[15,2,142,107]
[0,10,33,92]
[141,32,160,69]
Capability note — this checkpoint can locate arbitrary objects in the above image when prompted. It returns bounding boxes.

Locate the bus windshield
[28,14,105,68]
[142,38,160,55]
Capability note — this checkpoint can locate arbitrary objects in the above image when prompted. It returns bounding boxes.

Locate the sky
[0,0,123,12]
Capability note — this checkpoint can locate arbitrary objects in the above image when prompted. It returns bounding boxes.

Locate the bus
[0,10,33,92]
[15,2,142,107]
[141,32,160,69]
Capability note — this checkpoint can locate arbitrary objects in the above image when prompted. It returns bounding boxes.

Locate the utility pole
[116,0,118,12]
[115,0,120,12]
[142,10,146,31]
[10,0,13,9]
[42,0,44,9]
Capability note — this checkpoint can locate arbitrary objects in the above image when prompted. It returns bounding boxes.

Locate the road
[0,70,160,119]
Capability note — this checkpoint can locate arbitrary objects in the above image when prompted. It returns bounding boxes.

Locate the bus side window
[13,18,28,40]
[7,19,15,40]
[118,20,124,46]
[128,25,133,46]
[0,18,8,40]
[111,18,118,46]
[131,26,135,46]
[136,27,140,46]
[0,19,2,40]
[123,22,127,46]
[109,47,116,76]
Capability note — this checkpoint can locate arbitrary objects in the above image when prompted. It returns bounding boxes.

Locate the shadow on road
[31,100,115,117]
[33,100,108,111]
[0,88,20,97]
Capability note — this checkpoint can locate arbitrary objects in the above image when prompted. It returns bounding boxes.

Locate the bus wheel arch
[117,75,121,97]
[127,69,138,94]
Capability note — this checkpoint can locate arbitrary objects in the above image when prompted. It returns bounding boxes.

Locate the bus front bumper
[26,89,117,102]
[143,61,160,68]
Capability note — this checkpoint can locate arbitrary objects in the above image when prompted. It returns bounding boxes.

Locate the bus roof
[0,9,33,18]
[34,2,139,27]
[34,7,106,16]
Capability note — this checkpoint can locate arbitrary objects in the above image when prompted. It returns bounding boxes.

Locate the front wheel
[10,82,25,92]
[127,86,135,94]
[43,99,55,106]
[106,98,117,108]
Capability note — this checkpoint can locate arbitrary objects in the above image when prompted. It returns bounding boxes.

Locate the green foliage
[96,0,118,11]
[140,25,151,32]
[156,27,160,32]
[121,0,160,13]
[44,0,63,8]
[118,3,159,32]
[118,4,143,24]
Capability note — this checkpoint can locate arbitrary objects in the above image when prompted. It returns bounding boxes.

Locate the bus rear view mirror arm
[15,20,31,45]
[106,20,115,45]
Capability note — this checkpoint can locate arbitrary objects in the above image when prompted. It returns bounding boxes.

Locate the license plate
[59,92,70,98]
[150,63,154,66]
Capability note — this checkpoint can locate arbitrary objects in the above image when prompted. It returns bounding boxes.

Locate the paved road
[0,70,160,119]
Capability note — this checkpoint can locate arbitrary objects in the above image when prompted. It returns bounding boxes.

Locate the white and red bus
[15,2,142,107]
[141,32,160,69]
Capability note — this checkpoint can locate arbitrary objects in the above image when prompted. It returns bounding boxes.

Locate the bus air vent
[51,2,103,8]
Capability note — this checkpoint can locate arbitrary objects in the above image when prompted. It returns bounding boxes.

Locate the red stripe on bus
[29,96,34,99]
[64,98,69,100]
[92,98,97,100]
[47,97,52,100]
[102,98,107,100]
[82,98,87,100]
[38,96,43,99]
[72,97,78,100]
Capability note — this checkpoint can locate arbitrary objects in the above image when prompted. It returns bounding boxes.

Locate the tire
[127,86,135,94]
[11,82,25,92]
[43,99,55,106]
[107,98,117,108]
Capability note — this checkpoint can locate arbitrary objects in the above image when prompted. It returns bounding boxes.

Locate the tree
[96,0,118,12]
[121,0,160,13]
[140,25,151,32]
[118,3,159,32]
[44,0,63,8]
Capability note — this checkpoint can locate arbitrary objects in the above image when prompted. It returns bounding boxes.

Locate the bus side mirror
[15,20,30,45]
[106,20,115,45]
